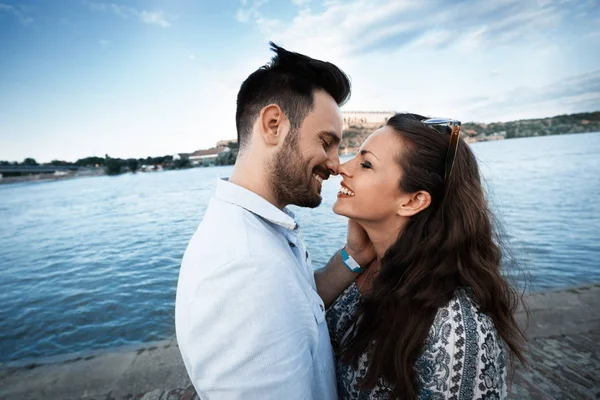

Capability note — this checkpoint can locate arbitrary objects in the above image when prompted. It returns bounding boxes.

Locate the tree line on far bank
[461,111,600,139]
[0,155,183,175]
[1,141,239,176]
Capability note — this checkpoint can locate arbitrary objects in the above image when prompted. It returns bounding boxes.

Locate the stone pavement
[1,283,598,400]
[510,283,600,399]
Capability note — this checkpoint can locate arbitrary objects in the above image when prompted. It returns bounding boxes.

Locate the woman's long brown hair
[340,113,527,400]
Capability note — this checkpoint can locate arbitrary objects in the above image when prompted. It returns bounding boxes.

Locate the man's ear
[258,104,289,146]
[397,191,431,217]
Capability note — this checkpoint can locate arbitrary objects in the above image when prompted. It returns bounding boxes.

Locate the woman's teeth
[338,186,355,196]
[313,174,324,184]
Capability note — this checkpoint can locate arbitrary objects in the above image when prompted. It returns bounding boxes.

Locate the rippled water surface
[1,132,599,363]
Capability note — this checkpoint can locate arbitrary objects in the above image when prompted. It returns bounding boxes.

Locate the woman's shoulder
[426,288,504,357]
[416,288,508,400]
[432,288,497,336]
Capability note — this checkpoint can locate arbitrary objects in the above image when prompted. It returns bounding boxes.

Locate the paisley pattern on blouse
[326,282,507,400]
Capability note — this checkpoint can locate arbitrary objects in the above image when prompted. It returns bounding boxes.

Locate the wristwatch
[340,247,365,273]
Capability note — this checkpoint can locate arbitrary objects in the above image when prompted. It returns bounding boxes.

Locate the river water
[1,132,599,363]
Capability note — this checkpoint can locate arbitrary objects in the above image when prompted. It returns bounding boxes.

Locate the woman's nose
[338,160,353,178]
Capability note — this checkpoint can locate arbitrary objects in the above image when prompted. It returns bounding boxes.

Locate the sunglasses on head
[421,118,462,181]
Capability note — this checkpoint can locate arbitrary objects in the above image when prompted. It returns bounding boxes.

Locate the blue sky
[1,0,599,162]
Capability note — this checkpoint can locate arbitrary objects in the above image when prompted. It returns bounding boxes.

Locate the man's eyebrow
[360,149,380,161]
[319,131,341,145]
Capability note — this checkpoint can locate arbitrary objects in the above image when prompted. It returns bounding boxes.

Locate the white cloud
[98,39,110,46]
[249,0,420,59]
[587,31,600,40]
[407,30,453,50]
[236,0,269,23]
[140,10,171,28]
[455,27,488,52]
[84,1,171,28]
[83,1,136,18]
[235,7,252,23]
[462,69,600,122]
[0,2,33,25]
[235,0,569,60]
[230,0,595,123]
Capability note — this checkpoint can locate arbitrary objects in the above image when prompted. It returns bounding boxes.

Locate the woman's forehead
[362,126,402,157]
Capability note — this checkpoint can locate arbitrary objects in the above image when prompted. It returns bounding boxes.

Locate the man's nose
[325,153,341,176]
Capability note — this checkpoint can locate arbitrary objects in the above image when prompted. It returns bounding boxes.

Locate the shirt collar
[214,178,298,231]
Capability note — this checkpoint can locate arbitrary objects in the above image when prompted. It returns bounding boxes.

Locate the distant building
[216,139,237,149]
[175,139,236,166]
[172,153,191,161]
[343,111,395,129]
[189,148,229,165]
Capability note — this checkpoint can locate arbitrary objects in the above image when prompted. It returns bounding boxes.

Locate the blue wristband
[340,247,364,273]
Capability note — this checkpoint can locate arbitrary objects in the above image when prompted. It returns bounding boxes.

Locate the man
[175,43,374,399]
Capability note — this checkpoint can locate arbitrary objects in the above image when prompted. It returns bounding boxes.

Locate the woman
[326,113,526,400]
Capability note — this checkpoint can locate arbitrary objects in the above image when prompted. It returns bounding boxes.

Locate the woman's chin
[332,202,350,217]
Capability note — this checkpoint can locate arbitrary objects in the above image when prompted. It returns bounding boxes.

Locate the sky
[0,0,599,163]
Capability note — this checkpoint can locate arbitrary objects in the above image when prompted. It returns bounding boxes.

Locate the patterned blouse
[326,282,508,400]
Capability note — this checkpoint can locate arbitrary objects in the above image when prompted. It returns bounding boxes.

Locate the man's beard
[269,130,324,208]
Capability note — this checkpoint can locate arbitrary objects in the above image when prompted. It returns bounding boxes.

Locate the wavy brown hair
[340,113,527,400]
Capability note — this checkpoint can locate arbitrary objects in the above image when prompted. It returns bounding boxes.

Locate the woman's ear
[258,104,289,146]
[397,191,431,217]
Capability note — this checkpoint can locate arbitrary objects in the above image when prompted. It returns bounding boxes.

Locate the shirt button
[319,304,324,312]
[289,242,296,248]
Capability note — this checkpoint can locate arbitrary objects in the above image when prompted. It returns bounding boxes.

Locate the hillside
[340,111,600,152]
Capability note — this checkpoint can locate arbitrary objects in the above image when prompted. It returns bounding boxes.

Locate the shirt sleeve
[180,254,317,400]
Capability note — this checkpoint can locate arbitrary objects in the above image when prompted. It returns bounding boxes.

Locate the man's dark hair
[235,42,351,150]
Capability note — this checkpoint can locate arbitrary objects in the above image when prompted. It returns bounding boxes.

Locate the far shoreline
[2,131,599,187]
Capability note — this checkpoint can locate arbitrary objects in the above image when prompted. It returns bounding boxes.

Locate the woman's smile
[337,181,355,197]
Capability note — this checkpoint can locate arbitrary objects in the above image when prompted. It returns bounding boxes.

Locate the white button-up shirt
[175,178,337,400]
